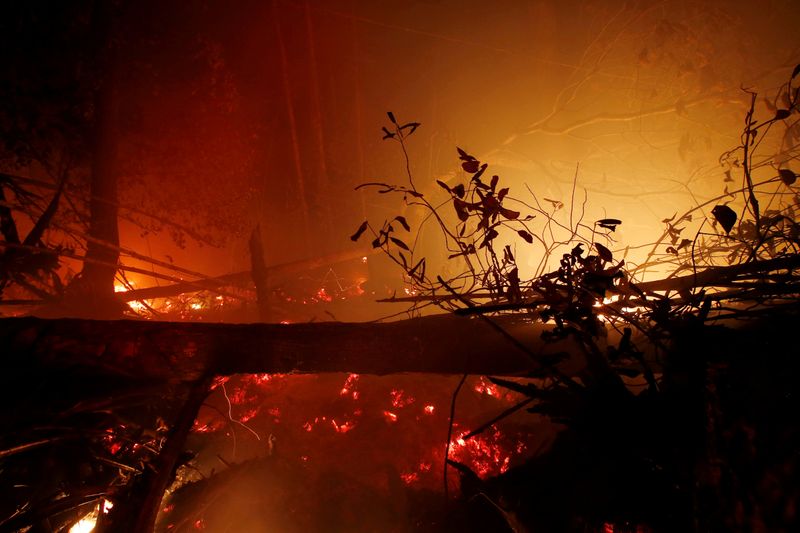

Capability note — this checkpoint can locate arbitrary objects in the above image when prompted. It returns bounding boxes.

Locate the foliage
[352,64,800,530]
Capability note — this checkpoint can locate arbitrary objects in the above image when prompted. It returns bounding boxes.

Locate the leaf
[400,122,420,135]
[594,242,613,262]
[779,168,797,186]
[394,216,411,231]
[371,237,382,248]
[711,204,737,234]
[381,127,395,140]
[452,183,465,198]
[456,147,470,160]
[436,180,451,193]
[497,187,509,202]
[571,243,584,258]
[662,213,676,223]
[500,207,520,219]
[387,111,397,124]
[543,197,564,210]
[596,218,622,232]
[490,175,499,191]
[724,169,734,182]
[775,109,791,120]
[666,246,678,255]
[479,228,499,248]
[471,163,489,182]
[350,221,369,241]
[503,245,515,263]
[462,160,480,173]
[390,237,410,251]
[453,199,469,222]
[792,63,800,79]
[409,258,426,280]
[518,230,533,243]
[677,238,693,250]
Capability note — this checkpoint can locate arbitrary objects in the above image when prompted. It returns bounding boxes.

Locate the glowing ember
[316,287,333,302]
[449,426,522,478]
[383,410,398,423]
[390,389,414,408]
[424,404,435,414]
[340,373,359,396]
[331,419,356,433]
[400,472,419,484]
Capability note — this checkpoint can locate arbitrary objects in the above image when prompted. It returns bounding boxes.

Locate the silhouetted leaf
[724,169,734,182]
[490,175,499,191]
[381,127,395,140]
[543,197,564,210]
[712,204,737,234]
[390,237,410,251]
[453,199,469,222]
[497,187,509,201]
[471,163,488,182]
[409,258,426,280]
[479,228,499,248]
[793,63,800,79]
[387,111,397,124]
[400,122,420,135]
[456,147,470,160]
[500,207,520,219]
[571,243,584,257]
[677,238,693,250]
[775,109,791,120]
[371,237,382,248]
[595,242,613,262]
[452,183,465,198]
[350,221,368,241]
[662,213,676,223]
[394,216,411,231]
[436,180,451,193]
[666,246,678,255]
[779,168,797,186]
[504,245,515,263]
[597,218,622,231]
[462,160,480,173]
[518,230,533,243]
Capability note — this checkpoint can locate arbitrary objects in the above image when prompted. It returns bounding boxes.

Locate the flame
[69,515,97,533]
[68,500,113,533]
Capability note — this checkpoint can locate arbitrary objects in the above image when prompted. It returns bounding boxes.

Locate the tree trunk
[0,314,564,381]
[76,0,122,316]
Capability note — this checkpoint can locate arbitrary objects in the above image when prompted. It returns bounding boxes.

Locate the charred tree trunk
[74,0,122,317]
[0,314,560,381]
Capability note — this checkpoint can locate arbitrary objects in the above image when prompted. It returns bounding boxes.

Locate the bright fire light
[69,515,96,533]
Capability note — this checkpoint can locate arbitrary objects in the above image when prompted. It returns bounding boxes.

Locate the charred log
[0,314,560,381]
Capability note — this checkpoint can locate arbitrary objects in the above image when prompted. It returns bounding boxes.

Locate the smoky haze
[2,0,799,319]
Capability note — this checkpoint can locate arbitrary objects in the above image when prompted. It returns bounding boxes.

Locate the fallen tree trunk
[0,314,559,382]
[116,247,373,303]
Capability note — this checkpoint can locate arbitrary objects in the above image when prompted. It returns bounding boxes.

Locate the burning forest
[1,1,800,532]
